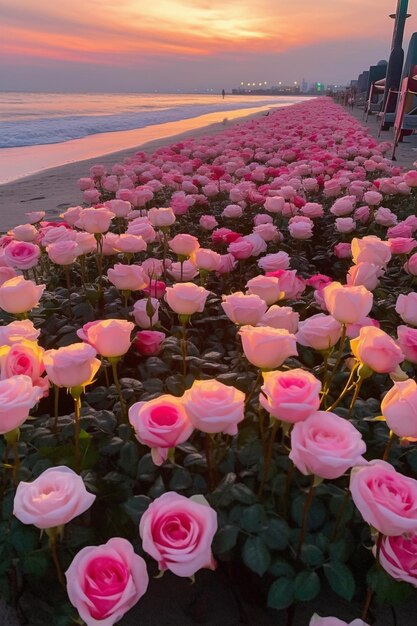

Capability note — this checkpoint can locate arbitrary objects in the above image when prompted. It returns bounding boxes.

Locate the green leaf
[291,495,327,530]
[294,570,321,601]
[242,536,271,577]
[227,483,257,505]
[301,544,324,567]
[65,524,95,549]
[267,577,295,610]
[123,495,151,525]
[212,525,239,554]
[9,522,39,555]
[22,550,49,577]
[169,468,193,491]
[118,441,139,477]
[261,517,290,551]
[240,504,267,533]
[323,562,355,601]
[268,558,295,579]
[367,566,411,604]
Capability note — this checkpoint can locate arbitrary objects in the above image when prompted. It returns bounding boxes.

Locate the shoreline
[0,106,279,232]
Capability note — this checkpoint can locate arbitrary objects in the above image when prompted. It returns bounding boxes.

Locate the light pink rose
[381,379,417,438]
[346,262,383,291]
[323,282,373,324]
[389,237,417,255]
[4,241,41,270]
[290,410,366,479]
[43,343,101,388]
[126,220,156,243]
[147,206,176,227]
[259,305,299,333]
[139,492,217,577]
[242,233,267,257]
[252,223,280,242]
[258,252,290,272]
[0,320,40,345]
[107,264,148,291]
[47,240,81,265]
[330,196,356,216]
[404,253,417,276]
[134,330,165,356]
[66,537,148,626]
[102,232,119,256]
[350,460,417,535]
[404,170,417,187]
[0,267,17,285]
[142,280,166,299]
[260,369,321,423]
[377,533,417,588]
[333,243,352,259]
[246,275,282,305]
[222,204,243,219]
[77,319,134,357]
[61,206,83,226]
[228,239,254,260]
[239,325,297,369]
[396,293,417,326]
[199,215,218,230]
[351,326,403,374]
[335,218,356,234]
[0,375,43,434]
[296,313,342,351]
[168,260,199,282]
[25,211,46,225]
[301,202,324,218]
[13,465,95,528]
[113,234,147,254]
[0,276,45,314]
[217,253,238,274]
[129,395,193,465]
[397,325,417,363]
[346,316,380,340]
[351,236,391,267]
[169,234,199,256]
[0,339,44,386]
[165,282,209,315]
[309,615,369,626]
[375,207,397,227]
[182,379,245,435]
[192,248,222,272]
[363,190,382,206]
[75,208,114,234]
[132,298,159,329]
[221,292,267,326]
[264,196,285,213]
[104,199,131,218]
[11,223,39,242]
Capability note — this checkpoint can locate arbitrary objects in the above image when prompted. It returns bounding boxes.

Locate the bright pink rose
[43,343,101,389]
[296,313,342,351]
[290,411,366,479]
[165,282,209,315]
[77,320,134,358]
[107,264,148,291]
[135,330,165,356]
[142,280,166,299]
[4,241,41,270]
[351,326,403,374]
[260,369,321,423]
[389,237,417,255]
[397,325,417,363]
[0,276,45,314]
[396,293,417,326]
[129,395,193,465]
[221,292,267,326]
[0,375,43,434]
[333,243,352,259]
[239,325,297,369]
[350,460,417,535]
[139,492,217,577]
[265,269,305,300]
[0,340,44,386]
[66,537,148,626]
[182,379,245,435]
[13,466,95,529]
[323,282,373,324]
[381,379,417,438]
[377,533,417,587]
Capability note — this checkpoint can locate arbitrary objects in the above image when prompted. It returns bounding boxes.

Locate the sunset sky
[1,0,415,92]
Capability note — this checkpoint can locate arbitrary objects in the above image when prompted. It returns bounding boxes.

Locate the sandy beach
[0,105,278,233]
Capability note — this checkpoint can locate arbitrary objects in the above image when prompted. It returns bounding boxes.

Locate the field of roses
[1,97,417,626]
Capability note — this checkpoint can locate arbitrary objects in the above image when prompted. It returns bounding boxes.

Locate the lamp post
[383,0,411,108]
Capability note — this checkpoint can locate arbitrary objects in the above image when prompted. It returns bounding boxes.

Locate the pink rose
[0,375,43,434]
[135,330,165,356]
[246,275,282,305]
[165,282,209,315]
[77,320,134,358]
[47,240,81,265]
[75,207,114,234]
[113,234,147,254]
[258,252,290,272]
[221,292,267,326]
[363,190,382,206]
[335,217,356,234]
[0,320,39,345]
[25,211,46,225]
[333,243,352,259]
[296,313,342,351]
[309,616,368,626]
[228,239,254,260]
[139,492,217,576]
[259,305,299,333]
[323,282,373,324]
[260,369,321,423]
[404,253,417,276]
[0,276,45,314]
[351,236,391,267]
[346,262,383,291]
[264,196,285,213]
[66,537,148,626]
[169,234,199,256]
[61,206,83,226]
[239,325,297,369]
[142,280,166,299]
[4,241,41,270]
[182,379,245,435]
[330,196,356,216]
[351,326,403,374]
[253,223,280,243]
[13,466,95,528]
[301,202,324,218]
[129,395,193,465]
[199,215,218,230]
[43,343,101,388]
[396,293,417,326]
[147,206,176,227]
[404,170,417,187]
[0,267,17,285]
[192,248,222,272]
[381,379,417,438]
[377,533,417,587]
[350,460,417,535]
[222,204,243,219]
[105,199,132,217]
[0,339,45,386]
[126,220,156,243]
[11,224,39,242]
[107,264,148,291]
[168,260,199,282]
[132,298,159,329]
[375,207,397,227]
[290,411,366,479]
[346,316,380,340]
[397,325,417,363]
[389,237,417,255]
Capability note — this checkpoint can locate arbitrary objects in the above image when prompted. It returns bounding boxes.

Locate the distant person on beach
[221,89,225,99]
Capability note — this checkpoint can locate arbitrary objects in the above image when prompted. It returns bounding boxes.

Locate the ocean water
[0,92,304,149]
